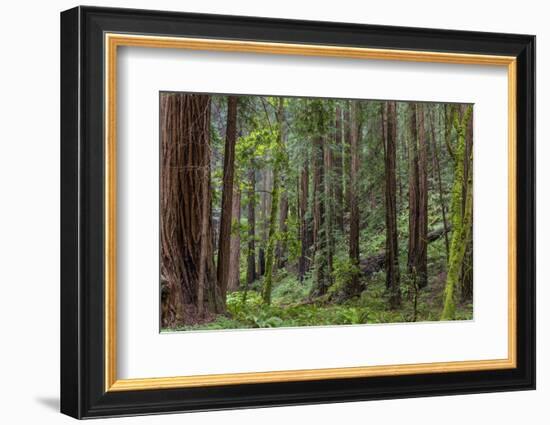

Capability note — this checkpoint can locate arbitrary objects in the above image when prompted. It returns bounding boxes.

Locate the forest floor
[164,264,473,332]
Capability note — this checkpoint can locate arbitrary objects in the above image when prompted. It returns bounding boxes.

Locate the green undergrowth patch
[168,269,473,332]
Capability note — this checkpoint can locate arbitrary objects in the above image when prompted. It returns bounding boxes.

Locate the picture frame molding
[61,5,535,419]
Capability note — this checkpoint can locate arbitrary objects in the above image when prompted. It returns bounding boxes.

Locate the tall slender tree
[429,105,450,259]
[262,98,285,304]
[298,160,311,280]
[460,108,474,301]
[333,104,345,231]
[416,104,429,288]
[324,125,335,287]
[347,100,362,297]
[216,96,238,308]
[441,106,473,320]
[227,188,241,292]
[407,103,420,286]
[246,168,257,285]
[383,101,401,309]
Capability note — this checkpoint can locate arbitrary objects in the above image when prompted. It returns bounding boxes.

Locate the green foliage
[173,264,473,331]
[329,255,361,296]
[165,96,474,332]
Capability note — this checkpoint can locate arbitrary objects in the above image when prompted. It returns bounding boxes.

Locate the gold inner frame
[104,33,517,392]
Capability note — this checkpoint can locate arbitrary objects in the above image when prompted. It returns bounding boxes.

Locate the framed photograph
[60,6,535,419]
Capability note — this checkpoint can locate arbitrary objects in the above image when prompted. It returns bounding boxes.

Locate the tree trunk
[333,104,345,231]
[383,101,401,309]
[416,104,429,288]
[298,161,311,280]
[246,168,257,285]
[430,106,450,259]
[441,106,473,320]
[311,134,329,296]
[343,102,351,216]
[258,169,271,276]
[160,93,220,328]
[460,108,474,301]
[216,96,238,308]
[276,192,288,268]
[227,188,241,292]
[347,100,362,297]
[324,132,334,287]
[407,103,420,286]
[262,98,285,304]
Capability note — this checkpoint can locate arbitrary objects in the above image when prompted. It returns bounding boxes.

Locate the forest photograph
[160,92,473,332]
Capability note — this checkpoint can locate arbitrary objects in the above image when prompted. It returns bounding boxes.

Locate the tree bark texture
[216,96,238,307]
[430,106,450,259]
[407,103,422,287]
[347,100,362,297]
[441,106,473,320]
[383,101,401,309]
[227,188,241,292]
[160,93,221,327]
[298,161,312,280]
[246,168,257,285]
[416,104,429,288]
[262,98,285,304]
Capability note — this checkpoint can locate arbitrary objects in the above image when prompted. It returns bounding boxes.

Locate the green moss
[441,106,473,320]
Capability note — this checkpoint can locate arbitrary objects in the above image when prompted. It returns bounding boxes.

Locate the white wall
[0,0,545,423]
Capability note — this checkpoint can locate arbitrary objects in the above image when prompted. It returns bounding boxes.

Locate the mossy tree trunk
[460,109,474,301]
[262,98,285,304]
[227,188,241,292]
[441,105,473,320]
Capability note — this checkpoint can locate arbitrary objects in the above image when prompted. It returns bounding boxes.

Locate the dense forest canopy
[160,92,473,331]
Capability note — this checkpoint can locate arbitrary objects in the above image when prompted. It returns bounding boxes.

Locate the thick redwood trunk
[160,93,220,327]
[216,96,238,307]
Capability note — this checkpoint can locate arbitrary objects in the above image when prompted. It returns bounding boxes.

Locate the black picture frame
[61,5,535,419]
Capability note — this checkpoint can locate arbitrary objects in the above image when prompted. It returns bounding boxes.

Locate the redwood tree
[416,104,429,288]
[298,160,311,280]
[246,168,257,285]
[383,101,401,309]
[347,100,362,297]
[216,96,238,309]
[160,93,221,327]
[227,188,241,292]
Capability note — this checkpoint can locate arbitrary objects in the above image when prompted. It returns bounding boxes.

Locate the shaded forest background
[160,93,473,331]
